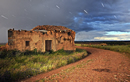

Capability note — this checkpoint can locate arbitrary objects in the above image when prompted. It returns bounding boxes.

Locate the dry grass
[0,48,87,82]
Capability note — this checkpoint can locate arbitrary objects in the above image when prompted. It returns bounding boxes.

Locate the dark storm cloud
[66,22,94,32]
[0,0,89,28]
[0,0,130,42]
[0,0,120,28]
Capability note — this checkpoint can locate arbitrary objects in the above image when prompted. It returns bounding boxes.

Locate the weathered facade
[8,25,76,52]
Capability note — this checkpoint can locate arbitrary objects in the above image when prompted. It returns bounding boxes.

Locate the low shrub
[76,48,85,52]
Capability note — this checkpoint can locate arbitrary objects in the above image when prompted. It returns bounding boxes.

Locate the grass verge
[0,48,87,82]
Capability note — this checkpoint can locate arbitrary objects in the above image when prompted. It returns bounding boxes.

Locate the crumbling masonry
[8,25,76,52]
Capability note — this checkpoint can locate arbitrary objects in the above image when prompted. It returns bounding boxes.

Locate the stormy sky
[0,0,130,42]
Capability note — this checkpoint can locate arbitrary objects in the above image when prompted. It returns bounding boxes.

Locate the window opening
[68,32,71,36]
[26,41,30,46]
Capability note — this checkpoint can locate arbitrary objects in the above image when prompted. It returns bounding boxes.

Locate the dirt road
[21,46,130,82]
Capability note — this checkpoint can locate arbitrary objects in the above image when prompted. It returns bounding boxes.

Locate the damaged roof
[31,25,75,32]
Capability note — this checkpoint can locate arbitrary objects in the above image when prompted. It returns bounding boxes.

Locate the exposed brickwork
[8,25,76,52]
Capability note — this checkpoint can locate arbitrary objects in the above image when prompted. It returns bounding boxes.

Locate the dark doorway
[45,40,52,51]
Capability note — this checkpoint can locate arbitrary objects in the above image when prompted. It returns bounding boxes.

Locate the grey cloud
[75,31,106,41]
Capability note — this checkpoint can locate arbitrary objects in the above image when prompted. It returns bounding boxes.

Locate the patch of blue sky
[73,17,78,22]
[123,22,130,25]
[73,17,84,23]
[78,12,84,16]
[106,31,130,35]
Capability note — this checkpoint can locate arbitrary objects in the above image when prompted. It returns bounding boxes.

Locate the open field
[75,43,130,58]
[0,45,5,47]
[0,49,87,82]
[75,41,130,45]
[0,43,6,48]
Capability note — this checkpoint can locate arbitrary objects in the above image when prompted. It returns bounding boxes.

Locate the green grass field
[0,48,87,82]
[0,45,5,47]
[75,43,130,58]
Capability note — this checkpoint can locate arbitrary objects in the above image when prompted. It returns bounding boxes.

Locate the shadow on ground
[92,68,110,72]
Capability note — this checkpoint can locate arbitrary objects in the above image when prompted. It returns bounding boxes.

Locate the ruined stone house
[8,25,76,52]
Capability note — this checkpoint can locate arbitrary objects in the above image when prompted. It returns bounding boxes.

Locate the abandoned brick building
[8,25,76,52]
